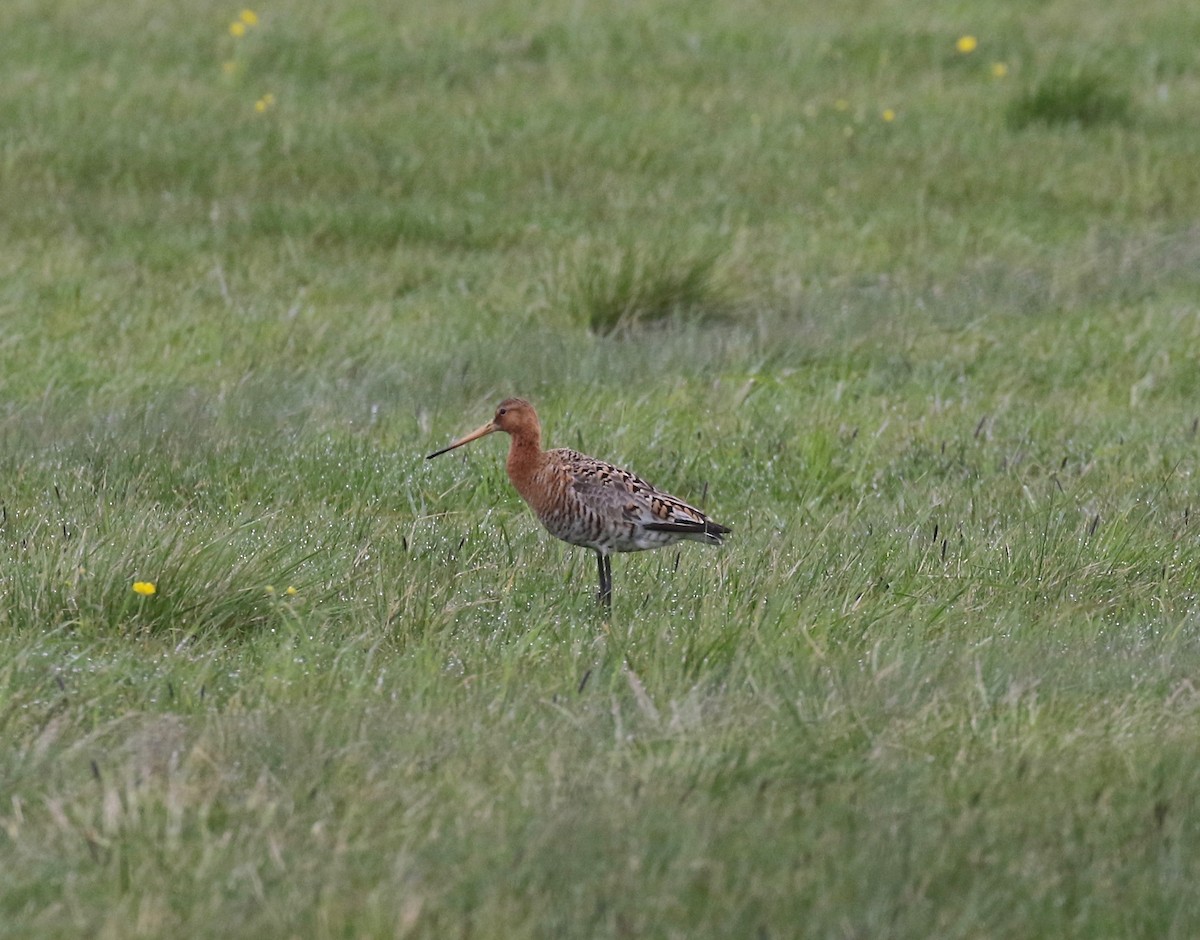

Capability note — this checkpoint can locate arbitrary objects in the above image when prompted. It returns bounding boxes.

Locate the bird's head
[427,398,541,458]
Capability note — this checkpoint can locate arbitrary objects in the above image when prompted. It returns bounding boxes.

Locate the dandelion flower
[254,93,275,113]
[239,9,259,26]
[991,62,1009,79]
[881,108,896,122]
[221,60,239,76]
[229,20,247,37]
[956,35,978,54]
[285,586,297,596]
[834,98,850,112]
[133,581,157,596]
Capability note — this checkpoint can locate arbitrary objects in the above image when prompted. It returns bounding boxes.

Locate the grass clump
[573,244,725,336]
[1007,67,1133,129]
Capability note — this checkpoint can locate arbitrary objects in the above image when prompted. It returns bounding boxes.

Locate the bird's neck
[505,431,544,499]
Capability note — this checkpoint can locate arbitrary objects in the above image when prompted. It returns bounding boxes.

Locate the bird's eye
[498,407,508,416]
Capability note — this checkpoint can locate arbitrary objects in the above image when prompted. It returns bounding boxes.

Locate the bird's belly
[538,511,677,554]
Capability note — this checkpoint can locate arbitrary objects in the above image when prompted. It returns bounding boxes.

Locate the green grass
[572,242,725,335]
[3,0,1200,936]
[1008,67,1133,129]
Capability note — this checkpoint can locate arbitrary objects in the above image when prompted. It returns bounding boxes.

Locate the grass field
[3,0,1200,936]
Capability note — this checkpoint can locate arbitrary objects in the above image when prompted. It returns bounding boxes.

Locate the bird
[426,398,729,608]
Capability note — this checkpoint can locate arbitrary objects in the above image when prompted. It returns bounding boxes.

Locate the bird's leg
[596,552,612,609]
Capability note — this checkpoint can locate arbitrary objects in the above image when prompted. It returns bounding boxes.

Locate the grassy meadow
[4,0,1200,935]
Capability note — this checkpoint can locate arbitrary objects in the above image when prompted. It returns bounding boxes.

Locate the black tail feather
[644,520,730,543]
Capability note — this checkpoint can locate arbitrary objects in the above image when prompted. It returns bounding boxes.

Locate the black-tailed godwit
[427,398,729,607]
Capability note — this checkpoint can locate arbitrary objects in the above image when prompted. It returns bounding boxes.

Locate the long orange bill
[426,421,496,459]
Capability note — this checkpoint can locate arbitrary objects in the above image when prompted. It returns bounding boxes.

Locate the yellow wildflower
[239,9,259,26]
[956,35,978,54]
[254,93,276,113]
[833,98,850,112]
[229,20,246,38]
[285,586,297,596]
[881,108,896,122]
[133,581,157,596]
[991,62,1009,79]
[221,60,239,76]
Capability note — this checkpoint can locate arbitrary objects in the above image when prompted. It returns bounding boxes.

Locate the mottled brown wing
[559,450,729,546]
